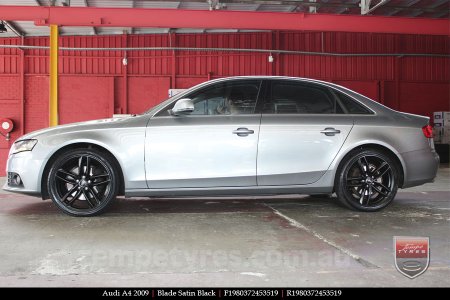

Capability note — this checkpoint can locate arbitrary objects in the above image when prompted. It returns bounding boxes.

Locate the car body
[3,76,439,216]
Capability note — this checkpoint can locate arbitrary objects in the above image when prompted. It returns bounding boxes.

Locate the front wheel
[47,148,119,216]
[335,149,399,212]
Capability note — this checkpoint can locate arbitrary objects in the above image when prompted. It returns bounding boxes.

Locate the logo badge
[394,236,429,279]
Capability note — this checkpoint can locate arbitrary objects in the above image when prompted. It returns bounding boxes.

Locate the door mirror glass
[170,98,194,116]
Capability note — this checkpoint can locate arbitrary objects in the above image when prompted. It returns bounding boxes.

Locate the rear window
[264,82,338,114]
[336,92,373,114]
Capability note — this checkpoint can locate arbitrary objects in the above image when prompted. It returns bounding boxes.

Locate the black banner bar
[0,287,441,297]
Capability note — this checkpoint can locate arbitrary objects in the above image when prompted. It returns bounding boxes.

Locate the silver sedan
[3,76,439,216]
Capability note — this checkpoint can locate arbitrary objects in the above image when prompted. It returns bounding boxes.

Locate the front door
[145,79,263,189]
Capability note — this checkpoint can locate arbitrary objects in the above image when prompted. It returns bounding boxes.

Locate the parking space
[0,165,448,287]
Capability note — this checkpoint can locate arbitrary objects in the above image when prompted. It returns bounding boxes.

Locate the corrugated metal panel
[1,31,448,81]
[24,37,50,74]
[402,57,450,81]
[0,38,19,74]
[127,34,172,76]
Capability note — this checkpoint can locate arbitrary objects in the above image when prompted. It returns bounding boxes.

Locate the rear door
[257,79,354,185]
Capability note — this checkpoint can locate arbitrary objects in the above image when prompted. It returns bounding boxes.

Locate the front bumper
[2,151,44,197]
[401,148,440,188]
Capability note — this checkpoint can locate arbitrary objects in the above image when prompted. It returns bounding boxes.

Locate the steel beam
[0,6,448,35]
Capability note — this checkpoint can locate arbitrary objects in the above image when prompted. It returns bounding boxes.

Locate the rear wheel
[47,148,119,216]
[335,149,399,212]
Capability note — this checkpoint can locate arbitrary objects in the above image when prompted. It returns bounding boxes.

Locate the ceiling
[1,0,449,37]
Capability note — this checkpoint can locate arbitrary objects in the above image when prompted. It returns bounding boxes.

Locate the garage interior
[0,0,449,287]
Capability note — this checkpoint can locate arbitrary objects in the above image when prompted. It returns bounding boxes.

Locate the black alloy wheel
[335,149,399,211]
[47,148,119,216]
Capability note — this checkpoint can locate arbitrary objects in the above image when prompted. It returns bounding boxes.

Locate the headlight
[11,139,38,154]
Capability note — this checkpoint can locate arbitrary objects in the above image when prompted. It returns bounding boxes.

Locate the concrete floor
[0,166,449,287]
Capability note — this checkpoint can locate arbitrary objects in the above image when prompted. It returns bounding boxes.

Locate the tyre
[335,149,399,212]
[47,148,119,216]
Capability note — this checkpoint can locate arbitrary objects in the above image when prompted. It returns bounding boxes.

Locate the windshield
[143,96,174,115]
[142,84,205,115]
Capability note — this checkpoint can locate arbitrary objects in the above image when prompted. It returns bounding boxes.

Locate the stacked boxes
[433,112,450,144]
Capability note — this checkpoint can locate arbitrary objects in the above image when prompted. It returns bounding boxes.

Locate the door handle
[320,127,341,136]
[233,128,255,137]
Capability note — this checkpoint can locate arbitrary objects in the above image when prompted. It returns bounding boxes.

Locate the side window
[154,80,260,117]
[264,81,336,114]
[335,91,373,114]
[189,81,260,115]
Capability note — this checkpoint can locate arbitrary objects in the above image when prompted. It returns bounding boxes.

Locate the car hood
[17,116,139,141]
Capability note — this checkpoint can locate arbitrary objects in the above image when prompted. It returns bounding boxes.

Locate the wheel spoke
[81,189,96,208]
[78,156,83,175]
[57,169,78,179]
[85,156,91,176]
[92,179,111,186]
[91,173,109,179]
[357,158,368,175]
[374,162,391,179]
[77,156,91,176]
[359,186,367,204]
[372,184,388,196]
[361,156,370,172]
[374,181,392,193]
[88,187,101,204]
[366,185,373,205]
[66,189,83,206]
[56,174,77,184]
[61,185,78,202]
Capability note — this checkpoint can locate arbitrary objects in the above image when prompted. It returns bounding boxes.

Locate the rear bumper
[401,148,440,188]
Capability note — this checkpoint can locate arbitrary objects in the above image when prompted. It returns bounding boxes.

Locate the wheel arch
[333,143,405,190]
[41,142,125,199]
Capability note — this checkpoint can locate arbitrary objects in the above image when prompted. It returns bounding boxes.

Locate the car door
[257,79,354,185]
[145,79,263,189]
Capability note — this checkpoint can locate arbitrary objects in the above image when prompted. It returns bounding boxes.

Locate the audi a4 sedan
[3,76,439,216]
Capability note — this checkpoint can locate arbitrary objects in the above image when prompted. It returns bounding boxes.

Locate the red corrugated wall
[0,31,449,175]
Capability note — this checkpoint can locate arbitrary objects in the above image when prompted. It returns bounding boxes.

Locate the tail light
[422,125,433,138]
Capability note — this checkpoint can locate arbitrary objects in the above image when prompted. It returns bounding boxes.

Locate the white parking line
[263,203,379,269]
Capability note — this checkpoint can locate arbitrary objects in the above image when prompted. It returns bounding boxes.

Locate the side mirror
[170,98,194,116]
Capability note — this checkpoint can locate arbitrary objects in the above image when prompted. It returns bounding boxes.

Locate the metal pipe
[0,44,448,57]
[365,0,390,15]
[49,25,59,127]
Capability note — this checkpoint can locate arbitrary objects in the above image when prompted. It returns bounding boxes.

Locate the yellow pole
[49,24,59,126]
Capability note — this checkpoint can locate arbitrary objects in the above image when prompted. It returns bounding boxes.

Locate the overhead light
[268,53,274,63]
[0,21,7,33]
